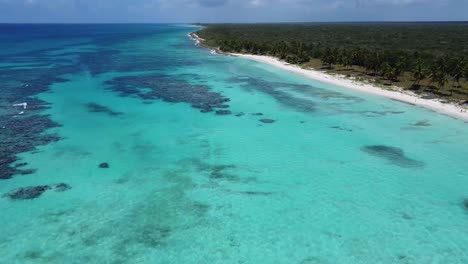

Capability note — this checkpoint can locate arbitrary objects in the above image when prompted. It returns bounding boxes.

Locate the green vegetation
[197,23,468,103]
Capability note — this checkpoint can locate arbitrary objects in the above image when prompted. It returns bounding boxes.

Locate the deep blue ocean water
[1,24,468,263]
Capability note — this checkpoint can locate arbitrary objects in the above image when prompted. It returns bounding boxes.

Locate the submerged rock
[99,162,110,169]
[260,119,275,124]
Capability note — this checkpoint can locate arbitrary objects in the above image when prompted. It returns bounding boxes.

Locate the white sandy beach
[191,33,468,121]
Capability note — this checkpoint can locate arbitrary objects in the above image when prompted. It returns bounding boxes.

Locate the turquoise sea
[1,24,468,263]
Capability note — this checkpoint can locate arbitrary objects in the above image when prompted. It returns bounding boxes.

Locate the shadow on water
[361,145,425,168]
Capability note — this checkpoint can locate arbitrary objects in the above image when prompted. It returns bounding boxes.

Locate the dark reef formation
[3,183,71,200]
[0,47,77,180]
[362,145,424,168]
[0,113,61,179]
[105,74,231,114]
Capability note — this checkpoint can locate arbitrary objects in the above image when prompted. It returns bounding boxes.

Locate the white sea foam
[13,102,28,109]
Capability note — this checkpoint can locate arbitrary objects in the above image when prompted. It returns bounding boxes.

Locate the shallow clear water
[1,24,468,264]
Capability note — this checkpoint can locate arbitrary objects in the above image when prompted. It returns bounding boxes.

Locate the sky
[0,0,467,23]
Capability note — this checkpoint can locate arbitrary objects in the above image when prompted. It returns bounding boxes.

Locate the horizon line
[1,20,468,25]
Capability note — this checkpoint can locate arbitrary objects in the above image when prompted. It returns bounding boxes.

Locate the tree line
[209,38,467,90]
[197,23,468,98]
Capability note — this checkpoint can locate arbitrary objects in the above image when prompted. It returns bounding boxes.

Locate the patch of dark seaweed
[210,165,238,181]
[180,159,239,182]
[331,126,353,132]
[230,76,364,114]
[215,110,232,115]
[14,162,28,168]
[85,102,123,117]
[362,110,405,117]
[412,120,431,127]
[260,119,275,123]
[362,145,425,168]
[229,76,317,113]
[240,191,273,196]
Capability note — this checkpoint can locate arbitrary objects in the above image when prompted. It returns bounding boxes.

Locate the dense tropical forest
[196,23,468,102]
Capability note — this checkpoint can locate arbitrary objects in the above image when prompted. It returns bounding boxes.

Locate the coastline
[190,33,468,121]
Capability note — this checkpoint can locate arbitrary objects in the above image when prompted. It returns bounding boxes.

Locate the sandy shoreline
[190,33,468,121]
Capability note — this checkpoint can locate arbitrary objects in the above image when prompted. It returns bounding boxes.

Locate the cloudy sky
[0,0,467,23]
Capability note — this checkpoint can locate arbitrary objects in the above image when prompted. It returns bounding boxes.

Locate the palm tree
[412,59,426,87]
[449,57,465,88]
[321,47,336,69]
[342,52,352,69]
[380,62,395,84]
[465,62,468,82]
[428,57,449,92]
[437,72,449,91]
[392,57,406,82]
[436,57,449,91]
